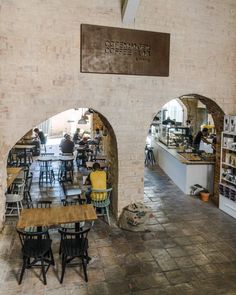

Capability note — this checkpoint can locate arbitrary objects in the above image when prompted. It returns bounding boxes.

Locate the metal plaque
[81,24,170,76]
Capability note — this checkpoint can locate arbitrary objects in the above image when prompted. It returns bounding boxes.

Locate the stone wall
[0,0,236,229]
[92,112,119,216]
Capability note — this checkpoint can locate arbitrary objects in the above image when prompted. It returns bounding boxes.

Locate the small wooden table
[86,161,108,169]
[16,204,97,229]
[7,167,22,188]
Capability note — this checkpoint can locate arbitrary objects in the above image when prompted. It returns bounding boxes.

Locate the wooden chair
[16,229,54,285]
[61,182,83,205]
[91,188,112,225]
[5,182,25,217]
[58,228,90,283]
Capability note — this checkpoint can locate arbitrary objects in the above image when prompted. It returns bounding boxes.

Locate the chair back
[17,182,25,197]
[36,200,52,208]
[17,167,29,181]
[58,228,90,253]
[91,188,112,202]
[61,153,74,156]
[25,172,33,192]
[16,228,50,247]
[38,159,52,170]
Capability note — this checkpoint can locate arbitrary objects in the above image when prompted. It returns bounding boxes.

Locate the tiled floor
[1,163,236,294]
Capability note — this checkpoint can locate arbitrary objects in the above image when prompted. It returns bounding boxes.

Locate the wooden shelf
[220,182,236,191]
[220,128,236,218]
[222,131,236,135]
[222,178,236,186]
[222,162,236,169]
[222,147,236,152]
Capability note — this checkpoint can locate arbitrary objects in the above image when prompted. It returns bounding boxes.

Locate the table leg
[24,148,27,166]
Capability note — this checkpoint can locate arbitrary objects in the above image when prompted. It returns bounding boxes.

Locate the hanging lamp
[78,108,87,124]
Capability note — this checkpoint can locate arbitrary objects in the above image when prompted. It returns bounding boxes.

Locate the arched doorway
[5,107,118,221]
[145,94,224,205]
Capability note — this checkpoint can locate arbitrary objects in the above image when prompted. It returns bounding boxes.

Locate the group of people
[58,128,102,154]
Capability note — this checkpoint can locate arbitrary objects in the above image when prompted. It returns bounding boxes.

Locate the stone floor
[1,164,236,294]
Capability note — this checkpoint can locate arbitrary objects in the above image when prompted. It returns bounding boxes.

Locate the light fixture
[78,108,88,124]
[78,117,87,124]
[84,109,91,116]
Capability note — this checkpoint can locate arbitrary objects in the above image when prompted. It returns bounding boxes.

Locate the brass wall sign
[80,24,170,76]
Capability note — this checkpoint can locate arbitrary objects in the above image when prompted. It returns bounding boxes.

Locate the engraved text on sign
[81,24,170,76]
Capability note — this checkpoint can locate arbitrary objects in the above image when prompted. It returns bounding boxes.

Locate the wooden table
[37,155,74,161]
[7,167,22,188]
[95,155,107,161]
[86,161,108,169]
[17,204,97,229]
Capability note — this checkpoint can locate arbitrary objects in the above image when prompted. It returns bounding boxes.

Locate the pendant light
[78,108,87,124]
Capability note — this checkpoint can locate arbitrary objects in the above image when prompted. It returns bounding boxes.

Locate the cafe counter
[151,141,215,194]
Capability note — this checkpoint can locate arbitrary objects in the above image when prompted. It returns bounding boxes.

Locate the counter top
[154,141,215,165]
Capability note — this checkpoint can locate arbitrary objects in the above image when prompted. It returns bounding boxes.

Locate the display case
[158,125,189,148]
[219,126,236,218]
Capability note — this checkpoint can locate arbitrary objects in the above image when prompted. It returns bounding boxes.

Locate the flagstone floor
[1,164,236,295]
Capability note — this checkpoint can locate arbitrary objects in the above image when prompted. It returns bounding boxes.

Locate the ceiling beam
[122,0,141,24]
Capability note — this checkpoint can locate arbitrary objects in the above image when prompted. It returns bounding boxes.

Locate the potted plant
[200,189,210,202]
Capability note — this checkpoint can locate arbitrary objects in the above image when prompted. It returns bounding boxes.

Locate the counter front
[152,141,215,194]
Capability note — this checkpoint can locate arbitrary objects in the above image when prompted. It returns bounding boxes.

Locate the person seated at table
[33,128,46,155]
[78,137,89,147]
[60,134,74,154]
[73,128,83,144]
[34,128,46,145]
[85,162,107,204]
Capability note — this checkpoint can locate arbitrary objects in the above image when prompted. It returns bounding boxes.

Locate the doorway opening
[145,94,224,204]
[6,107,118,221]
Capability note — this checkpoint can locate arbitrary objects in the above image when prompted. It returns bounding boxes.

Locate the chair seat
[66,188,82,196]
[22,239,52,257]
[61,238,88,257]
[91,198,110,207]
[6,193,24,202]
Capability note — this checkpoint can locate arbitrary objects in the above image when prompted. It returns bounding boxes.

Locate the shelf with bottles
[220,116,236,218]
[221,149,236,166]
[222,134,236,151]
[219,183,236,202]
[223,115,236,133]
[221,164,236,184]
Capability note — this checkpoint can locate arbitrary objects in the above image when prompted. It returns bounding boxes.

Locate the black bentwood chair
[58,227,90,283]
[17,229,55,285]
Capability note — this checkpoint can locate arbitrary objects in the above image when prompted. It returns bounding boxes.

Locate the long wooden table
[7,167,22,188]
[17,204,97,229]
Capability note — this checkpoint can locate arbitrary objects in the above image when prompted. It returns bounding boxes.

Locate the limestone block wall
[0,0,236,229]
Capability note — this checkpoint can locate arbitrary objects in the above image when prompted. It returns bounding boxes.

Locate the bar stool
[59,159,74,183]
[38,159,55,185]
[145,146,156,165]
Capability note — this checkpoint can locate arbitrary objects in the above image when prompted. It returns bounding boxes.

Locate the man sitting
[60,134,74,154]
[85,162,107,204]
